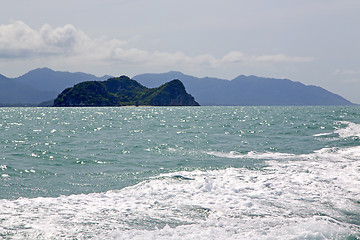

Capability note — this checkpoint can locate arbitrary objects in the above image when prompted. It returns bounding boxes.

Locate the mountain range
[133,71,354,106]
[0,68,110,106]
[0,68,355,106]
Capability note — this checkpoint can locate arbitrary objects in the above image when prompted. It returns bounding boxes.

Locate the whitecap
[206,150,294,159]
[313,121,360,139]
[335,121,360,138]
[313,132,332,137]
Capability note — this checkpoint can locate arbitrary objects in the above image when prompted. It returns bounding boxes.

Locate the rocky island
[53,76,199,107]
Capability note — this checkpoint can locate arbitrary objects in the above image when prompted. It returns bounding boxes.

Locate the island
[53,75,200,107]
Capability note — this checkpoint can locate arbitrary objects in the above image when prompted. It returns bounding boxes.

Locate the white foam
[313,121,360,139]
[335,121,360,138]
[1,146,359,239]
[313,132,332,137]
[206,150,295,159]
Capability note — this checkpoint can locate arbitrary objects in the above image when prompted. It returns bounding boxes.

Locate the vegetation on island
[53,76,199,107]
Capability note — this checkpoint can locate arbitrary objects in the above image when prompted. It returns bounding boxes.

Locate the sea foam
[335,121,360,138]
[1,146,359,239]
[314,121,360,139]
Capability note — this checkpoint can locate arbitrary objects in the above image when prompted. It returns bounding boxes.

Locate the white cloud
[40,24,79,50]
[333,69,360,75]
[221,51,247,63]
[0,21,43,57]
[222,51,314,64]
[341,78,360,83]
[332,69,360,84]
[0,21,314,69]
[0,21,88,57]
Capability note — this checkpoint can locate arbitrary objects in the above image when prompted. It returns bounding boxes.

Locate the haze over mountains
[15,68,112,93]
[0,68,110,105]
[134,71,354,106]
[0,68,355,106]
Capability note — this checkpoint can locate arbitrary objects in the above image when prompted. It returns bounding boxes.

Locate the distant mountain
[0,74,7,80]
[133,71,354,106]
[15,67,111,93]
[0,75,55,106]
[54,76,199,107]
[0,68,112,106]
[0,68,354,106]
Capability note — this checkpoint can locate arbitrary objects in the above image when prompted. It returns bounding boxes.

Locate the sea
[0,106,359,239]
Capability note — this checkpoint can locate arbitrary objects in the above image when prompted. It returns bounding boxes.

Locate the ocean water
[0,106,359,239]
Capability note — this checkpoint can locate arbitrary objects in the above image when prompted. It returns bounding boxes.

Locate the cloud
[40,24,79,50]
[222,51,314,63]
[0,21,89,57]
[0,21,43,57]
[0,21,124,59]
[333,69,360,75]
[341,78,360,83]
[333,69,360,84]
[0,21,313,69]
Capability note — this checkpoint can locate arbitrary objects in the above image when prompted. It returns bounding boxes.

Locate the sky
[0,0,359,103]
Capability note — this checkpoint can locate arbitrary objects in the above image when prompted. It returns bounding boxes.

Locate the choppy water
[0,106,359,239]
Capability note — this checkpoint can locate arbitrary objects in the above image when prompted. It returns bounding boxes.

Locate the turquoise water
[0,106,359,239]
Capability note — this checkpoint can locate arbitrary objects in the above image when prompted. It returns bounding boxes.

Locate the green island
[53,75,199,107]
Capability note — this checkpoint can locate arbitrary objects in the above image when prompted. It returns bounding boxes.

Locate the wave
[207,145,360,161]
[1,146,359,239]
[335,121,360,138]
[206,150,295,159]
[313,121,360,139]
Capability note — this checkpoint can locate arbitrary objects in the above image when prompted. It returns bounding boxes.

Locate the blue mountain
[15,67,111,93]
[0,68,354,106]
[0,68,111,106]
[0,74,55,106]
[133,71,354,106]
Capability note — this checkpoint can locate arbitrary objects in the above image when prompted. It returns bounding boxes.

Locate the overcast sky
[1,0,359,103]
